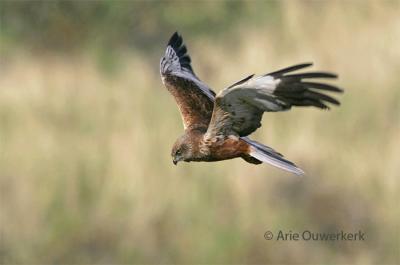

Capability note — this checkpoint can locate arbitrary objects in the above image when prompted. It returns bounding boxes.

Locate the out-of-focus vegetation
[1,1,280,51]
[0,1,399,264]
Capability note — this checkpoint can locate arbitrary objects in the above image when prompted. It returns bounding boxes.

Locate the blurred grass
[0,1,400,264]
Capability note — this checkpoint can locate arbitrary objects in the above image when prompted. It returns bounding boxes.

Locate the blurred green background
[0,1,399,264]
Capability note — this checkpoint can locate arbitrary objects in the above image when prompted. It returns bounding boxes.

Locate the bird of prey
[160,32,342,175]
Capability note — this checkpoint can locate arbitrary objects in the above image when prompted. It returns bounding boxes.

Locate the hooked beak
[173,158,178,165]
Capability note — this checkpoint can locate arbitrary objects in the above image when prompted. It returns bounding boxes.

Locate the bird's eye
[176,149,181,156]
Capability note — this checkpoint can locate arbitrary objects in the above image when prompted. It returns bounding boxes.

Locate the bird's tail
[242,137,305,176]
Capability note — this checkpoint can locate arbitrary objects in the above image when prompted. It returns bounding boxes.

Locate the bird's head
[171,135,193,165]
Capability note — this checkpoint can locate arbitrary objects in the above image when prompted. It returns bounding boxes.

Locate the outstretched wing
[206,63,343,138]
[160,32,216,130]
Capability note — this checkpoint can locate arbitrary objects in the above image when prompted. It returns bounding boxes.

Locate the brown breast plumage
[200,136,250,162]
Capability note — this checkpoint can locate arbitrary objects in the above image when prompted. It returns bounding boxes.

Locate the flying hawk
[160,32,342,175]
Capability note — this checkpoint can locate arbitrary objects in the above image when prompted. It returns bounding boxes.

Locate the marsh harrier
[160,32,342,175]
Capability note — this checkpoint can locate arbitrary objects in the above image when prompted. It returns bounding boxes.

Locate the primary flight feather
[160,32,343,175]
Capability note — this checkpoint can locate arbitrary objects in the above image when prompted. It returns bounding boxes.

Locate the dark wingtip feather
[266,63,314,77]
[304,91,341,105]
[286,72,338,79]
[167,32,180,47]
[227,74,255,89]
[302,81,344,93]
[271,64,343,109]
[274,80,342,109]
